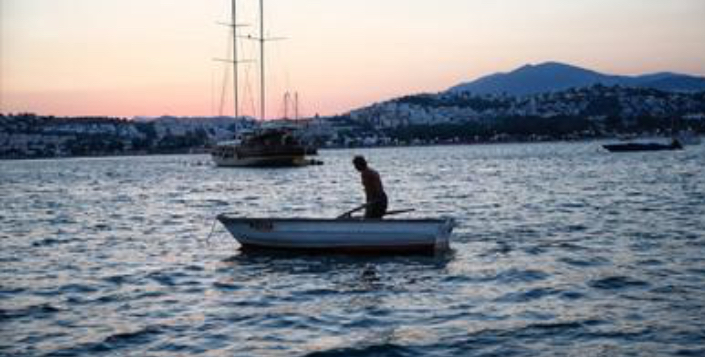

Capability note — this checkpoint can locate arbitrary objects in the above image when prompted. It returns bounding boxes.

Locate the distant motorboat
[217,215,456,255]
[603,139,683,152]
[605,116,701,152]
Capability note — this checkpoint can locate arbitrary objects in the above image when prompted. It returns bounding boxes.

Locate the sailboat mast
[259,0,265,121]
[294,92,299,121]
[231,0,239,119]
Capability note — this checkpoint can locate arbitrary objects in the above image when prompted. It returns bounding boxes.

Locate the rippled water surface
[2,142,705,356]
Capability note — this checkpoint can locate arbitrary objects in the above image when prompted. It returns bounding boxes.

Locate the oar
[337,204,368,219]
[384,208,415,217]
[337,206,415,219]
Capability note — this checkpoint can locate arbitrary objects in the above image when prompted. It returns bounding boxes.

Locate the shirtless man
[352,156,388,219]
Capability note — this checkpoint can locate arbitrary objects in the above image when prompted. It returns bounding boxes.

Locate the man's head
[352,155,367,171]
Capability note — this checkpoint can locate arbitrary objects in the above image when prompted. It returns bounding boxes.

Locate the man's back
[361,168,384,201]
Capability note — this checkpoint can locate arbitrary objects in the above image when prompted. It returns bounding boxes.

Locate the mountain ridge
[448,62,705,95]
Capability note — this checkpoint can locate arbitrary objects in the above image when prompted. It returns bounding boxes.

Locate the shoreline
[2,136,691,162]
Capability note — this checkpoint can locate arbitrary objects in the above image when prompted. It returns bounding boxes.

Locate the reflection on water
[1,142,705,356]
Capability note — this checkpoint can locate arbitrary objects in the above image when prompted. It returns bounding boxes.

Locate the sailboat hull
[211,130,310,167]
[212,154,307,167]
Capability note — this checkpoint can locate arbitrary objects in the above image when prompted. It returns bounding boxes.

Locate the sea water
[1,142,704,356]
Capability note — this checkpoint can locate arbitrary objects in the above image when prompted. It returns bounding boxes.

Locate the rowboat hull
[216,215,455,254]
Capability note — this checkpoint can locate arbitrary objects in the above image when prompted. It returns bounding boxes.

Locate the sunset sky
[2,0,705,119]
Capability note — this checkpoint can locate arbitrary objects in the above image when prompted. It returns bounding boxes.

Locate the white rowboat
[217,215,455,254]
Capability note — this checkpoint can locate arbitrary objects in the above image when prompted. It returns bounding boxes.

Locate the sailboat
[211,0,312,167]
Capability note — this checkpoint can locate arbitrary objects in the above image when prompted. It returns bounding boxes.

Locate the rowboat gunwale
[217,214,453,224]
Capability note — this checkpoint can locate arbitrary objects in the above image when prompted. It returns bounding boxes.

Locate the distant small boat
[217,215,455,254]
[603,139,683,152]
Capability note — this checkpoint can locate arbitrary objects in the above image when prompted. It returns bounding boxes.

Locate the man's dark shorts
[365,193,388,219]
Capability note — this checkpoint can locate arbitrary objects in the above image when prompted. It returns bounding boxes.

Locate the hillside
[448,62,705,96]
